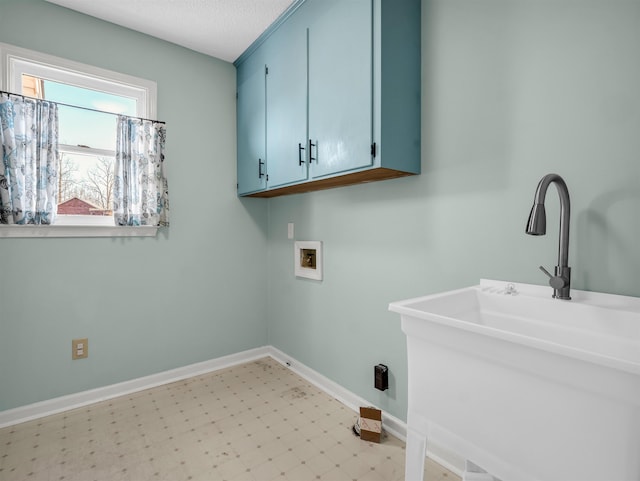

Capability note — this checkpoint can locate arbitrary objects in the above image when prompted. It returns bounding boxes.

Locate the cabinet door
[265,10,309,189]
[308,0,373,179]
[237,50,267,195]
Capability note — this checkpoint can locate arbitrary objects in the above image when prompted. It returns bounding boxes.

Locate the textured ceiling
[44,0,295,63]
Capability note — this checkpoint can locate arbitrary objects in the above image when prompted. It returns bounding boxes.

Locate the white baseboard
[267,347,408,439]
[267,346,463,476]
[0,346,271,429]
[0,345,463,476]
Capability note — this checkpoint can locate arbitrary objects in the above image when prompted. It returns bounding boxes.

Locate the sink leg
[405,428,426,481]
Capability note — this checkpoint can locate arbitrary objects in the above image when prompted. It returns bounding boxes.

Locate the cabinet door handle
[298,143,305,166]
[309,139,316,164]
[258,159,265,178]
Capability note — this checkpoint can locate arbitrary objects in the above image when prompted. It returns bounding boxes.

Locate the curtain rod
[0,89,165,124]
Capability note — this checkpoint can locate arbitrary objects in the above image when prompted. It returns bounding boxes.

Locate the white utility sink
[389,280,640,481]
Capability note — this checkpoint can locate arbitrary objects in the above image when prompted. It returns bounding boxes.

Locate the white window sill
[0,225,158,238]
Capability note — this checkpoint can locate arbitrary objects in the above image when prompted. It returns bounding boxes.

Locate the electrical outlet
[375,364,388,391]
[72,338,88,360]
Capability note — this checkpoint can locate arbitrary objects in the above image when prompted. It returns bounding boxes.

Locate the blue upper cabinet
[307,0,373,180]
[235,0,421,197]
[264,8,309,189]
[236,46,266,195]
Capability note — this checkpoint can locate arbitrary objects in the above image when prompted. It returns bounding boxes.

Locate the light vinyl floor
[0,357,459,481]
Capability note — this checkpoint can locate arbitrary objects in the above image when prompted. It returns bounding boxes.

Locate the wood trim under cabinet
[245,167,415,198]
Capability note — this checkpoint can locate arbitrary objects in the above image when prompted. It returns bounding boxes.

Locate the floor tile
[0,358,460,481]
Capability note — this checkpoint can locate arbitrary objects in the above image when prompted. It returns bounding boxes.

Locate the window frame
[0,42,159,238]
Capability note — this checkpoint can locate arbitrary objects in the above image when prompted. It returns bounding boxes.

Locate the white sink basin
[389,280,640,481]
[392,279,640,375]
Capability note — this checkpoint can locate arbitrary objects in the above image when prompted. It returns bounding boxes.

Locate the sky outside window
[41,79,137,151]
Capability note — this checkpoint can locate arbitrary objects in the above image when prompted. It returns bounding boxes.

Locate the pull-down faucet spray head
[526,203,547,236]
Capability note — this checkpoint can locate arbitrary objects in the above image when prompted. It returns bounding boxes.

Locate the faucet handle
[539,265,553,278]
[539,265,568,289]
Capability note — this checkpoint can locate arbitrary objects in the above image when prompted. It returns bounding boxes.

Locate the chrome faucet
[525,174,572,300]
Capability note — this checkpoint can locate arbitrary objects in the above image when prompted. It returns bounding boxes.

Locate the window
[0,43,158,237]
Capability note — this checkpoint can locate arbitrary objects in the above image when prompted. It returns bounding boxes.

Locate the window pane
[40,78,137,115]
[20,76,126,219]
[57,105,117,151]
[43,79,136,151]
[58,153,114,216]
[21,76,137,151]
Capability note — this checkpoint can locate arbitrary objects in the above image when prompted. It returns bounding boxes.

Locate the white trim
[269,346,404,437]
[267,347,463,476]
[0,225,159,238]
[0,345,464,476]
[0,42,156,118]
[0,346,271,428]
[59,145,115,157]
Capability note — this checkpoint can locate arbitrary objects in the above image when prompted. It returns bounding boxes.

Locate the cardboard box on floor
[359,407,382,443]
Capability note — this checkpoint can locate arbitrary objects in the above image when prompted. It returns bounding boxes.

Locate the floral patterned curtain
[0,93,59,225]
[113,116,169,227]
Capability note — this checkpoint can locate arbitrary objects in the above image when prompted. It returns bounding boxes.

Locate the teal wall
[1,0,639,426]
[0,0,268,411]
[267,0,640,421]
